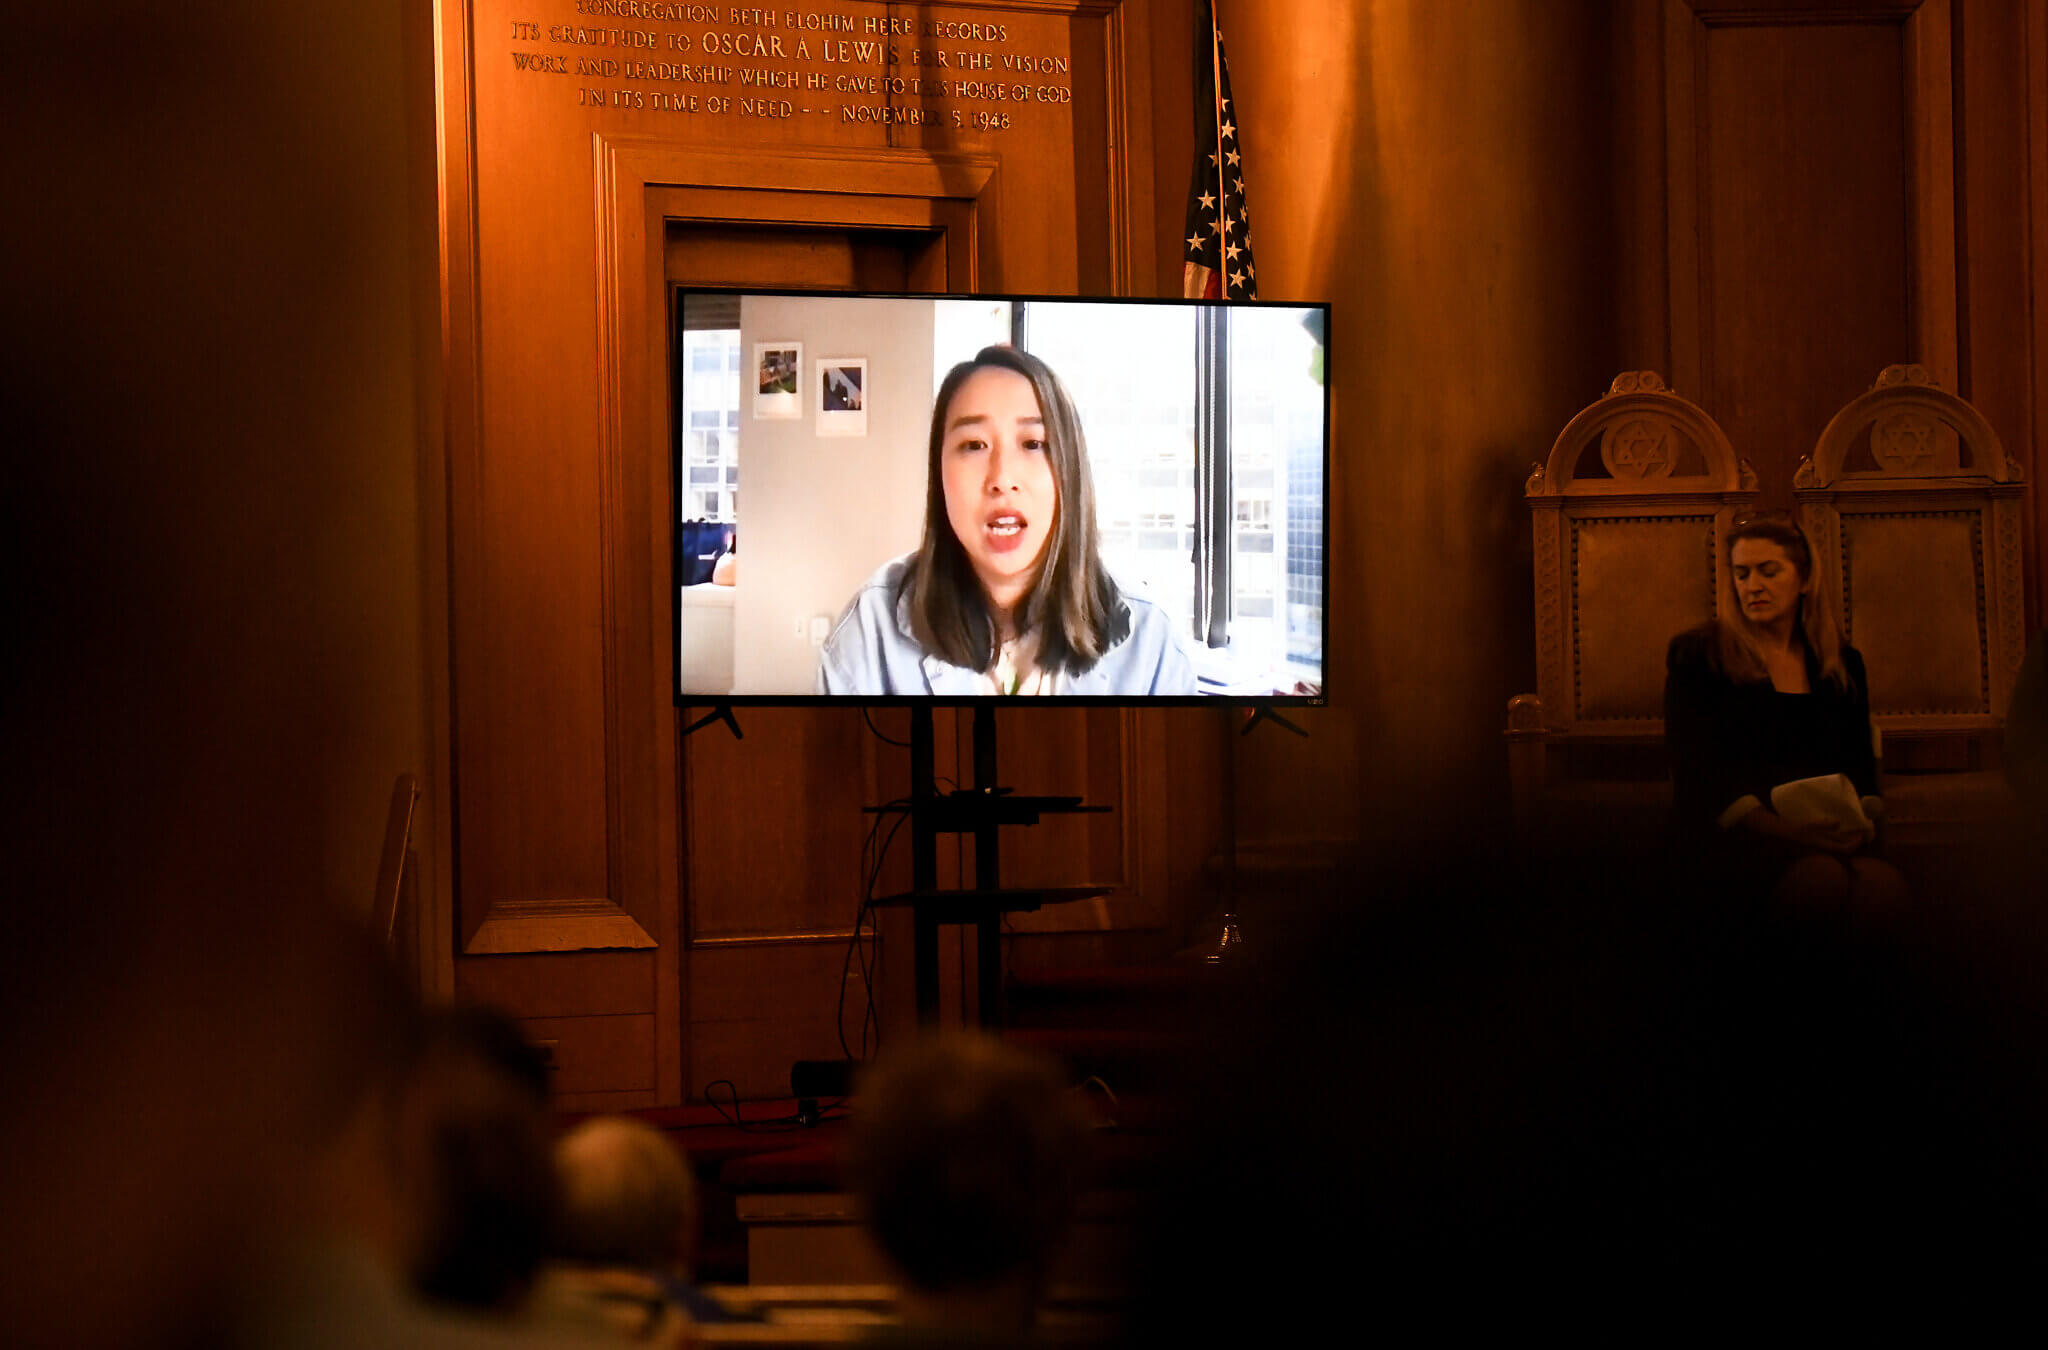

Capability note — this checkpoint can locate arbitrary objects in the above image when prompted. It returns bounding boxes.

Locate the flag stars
[1182,24,1255,299]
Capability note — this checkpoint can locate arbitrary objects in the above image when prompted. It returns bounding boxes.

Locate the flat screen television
[673,289,1329,705]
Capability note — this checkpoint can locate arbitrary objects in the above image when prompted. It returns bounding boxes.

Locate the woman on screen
[817,345,1197,696]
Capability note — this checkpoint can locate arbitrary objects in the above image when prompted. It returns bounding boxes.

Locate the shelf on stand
[869,884,1112,922]
[872,885,1113,1027]
[864,793,1108,830]
[875,706,1118,1029]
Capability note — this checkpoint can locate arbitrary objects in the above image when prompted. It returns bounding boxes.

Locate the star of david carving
[1608,420,1671,477]
[1874,415,1935,469]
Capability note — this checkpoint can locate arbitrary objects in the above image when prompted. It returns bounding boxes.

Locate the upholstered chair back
[1522,371,1758,738]
[1509,372,1757,830]
[1794,364,2025,744]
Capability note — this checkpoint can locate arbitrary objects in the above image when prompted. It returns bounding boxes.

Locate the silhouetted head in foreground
[847,1030,1090,1331]
[553,1116,698,1278]
[404,1006,558,1313]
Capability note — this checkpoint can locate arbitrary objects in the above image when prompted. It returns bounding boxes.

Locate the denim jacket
[816,553,1200,696]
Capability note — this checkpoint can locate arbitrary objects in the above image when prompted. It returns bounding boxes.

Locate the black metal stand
[1240,704,1308,737]
[870,705,1108,1027]
[681,704,744,740]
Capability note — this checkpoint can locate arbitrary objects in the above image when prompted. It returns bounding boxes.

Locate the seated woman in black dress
[1664,511,1908,908]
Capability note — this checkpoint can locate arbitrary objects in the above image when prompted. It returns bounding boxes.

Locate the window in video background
[681,329,741,522]
[1229,306,1324,678]
[1024,302,1324,689]
[1020,302,1198,633]
[932,297,1013,392]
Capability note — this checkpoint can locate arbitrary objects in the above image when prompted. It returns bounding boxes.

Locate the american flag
[1183,0,1257,300]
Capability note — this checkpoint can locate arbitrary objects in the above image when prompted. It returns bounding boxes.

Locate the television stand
[873,705,1110,1027]
[680,703,744,740]
[1240,704,1308,737]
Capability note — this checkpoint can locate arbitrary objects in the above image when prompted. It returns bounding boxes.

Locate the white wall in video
[675,293,1326,699]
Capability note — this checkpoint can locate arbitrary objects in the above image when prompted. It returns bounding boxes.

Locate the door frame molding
[588,139,1000,1103]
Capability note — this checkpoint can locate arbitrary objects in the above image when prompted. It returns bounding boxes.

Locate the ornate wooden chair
[1794,363,2027,847]
[1508,372,1758,835]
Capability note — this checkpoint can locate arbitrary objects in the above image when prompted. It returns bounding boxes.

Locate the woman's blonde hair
[1715,509,1851,690]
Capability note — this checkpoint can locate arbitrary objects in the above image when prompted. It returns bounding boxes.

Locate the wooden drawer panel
[521,1012,655,1096]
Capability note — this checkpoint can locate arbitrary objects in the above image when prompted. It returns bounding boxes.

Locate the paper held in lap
[1770,773,1875,837]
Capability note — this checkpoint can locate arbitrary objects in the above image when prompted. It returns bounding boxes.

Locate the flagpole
[1209,3,1228,296]
[1202,2,1246,963]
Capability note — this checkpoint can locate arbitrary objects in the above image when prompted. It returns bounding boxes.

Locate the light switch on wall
[809,615,831,646]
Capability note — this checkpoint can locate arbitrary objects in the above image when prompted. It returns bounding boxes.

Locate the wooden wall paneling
[1123,709,1176,932]
[684,713,886,942]
[444,0,668,1070]
[457,950,657,1017]
[1905,0,1961,392]
[1105,0,1160,294]
[677,707,951,1092]
[523,1013,657,1098]
[2031,0,2048,627]
[1157,707,1230,953]
[1665,0,1706,402]
[1618,2,1674,377]
[1669,1,1934,503]
[662,223,944,291]
[660,193,978,287]
[1147,0,1196,298]
[1070,8,1117,291]
[435,0,484,987]
[685,934,887,1103]
[456,945,662,1097]
[1953,0,2043,632]
[456,25,629,955]
[415,0,461,1000]
[439,1,1159,1099]
[1661,0,2037,612]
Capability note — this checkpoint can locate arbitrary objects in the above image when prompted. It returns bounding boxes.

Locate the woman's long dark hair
[908,346,1128,676]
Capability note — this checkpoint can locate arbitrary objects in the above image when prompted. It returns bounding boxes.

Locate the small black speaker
[790,1058,855,1126]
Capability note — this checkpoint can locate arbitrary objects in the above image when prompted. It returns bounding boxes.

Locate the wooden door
[665,223,947,293]
[667,223,952,1100]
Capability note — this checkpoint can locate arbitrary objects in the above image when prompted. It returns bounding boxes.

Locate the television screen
[673,290,1328,703]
